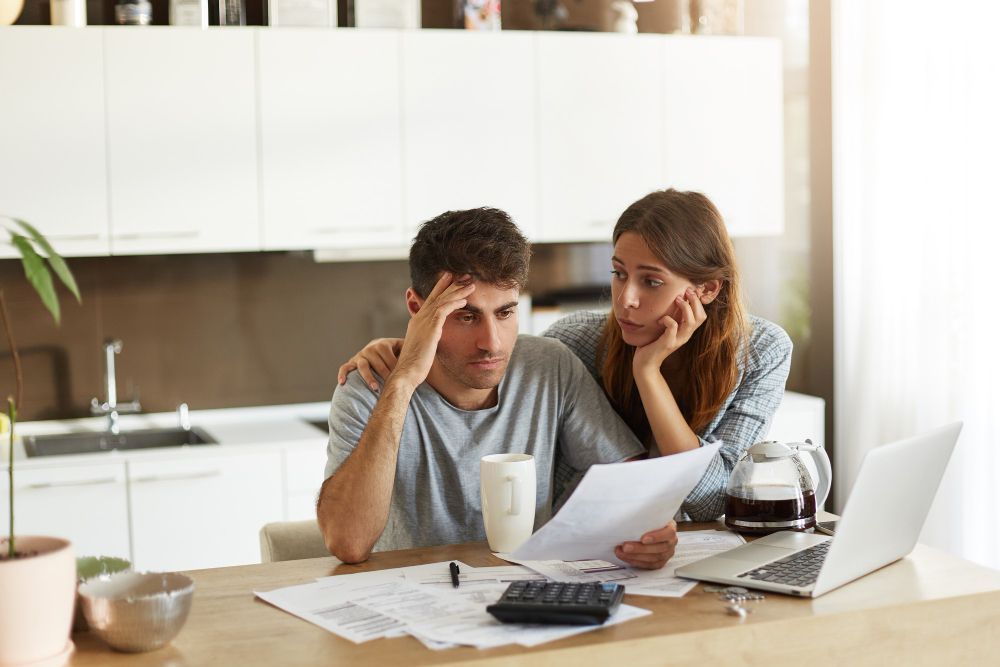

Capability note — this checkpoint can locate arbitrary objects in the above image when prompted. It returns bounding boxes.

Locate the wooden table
[69,522,1000,666]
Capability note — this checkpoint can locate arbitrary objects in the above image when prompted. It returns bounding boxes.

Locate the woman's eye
[610,270,625,280]
[645,279,664,288]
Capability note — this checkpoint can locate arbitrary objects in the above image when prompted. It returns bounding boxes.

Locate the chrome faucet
[91,339,141,435]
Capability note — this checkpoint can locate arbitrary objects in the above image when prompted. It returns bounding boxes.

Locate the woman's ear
[699,279,723,305]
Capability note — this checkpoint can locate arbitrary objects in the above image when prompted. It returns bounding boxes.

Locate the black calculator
[485,581,626,626]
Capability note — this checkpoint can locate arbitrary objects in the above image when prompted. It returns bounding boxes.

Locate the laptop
[676,422,962,598]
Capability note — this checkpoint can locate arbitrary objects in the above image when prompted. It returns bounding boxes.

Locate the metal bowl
[74,556,133,632]
[78,571,194,653]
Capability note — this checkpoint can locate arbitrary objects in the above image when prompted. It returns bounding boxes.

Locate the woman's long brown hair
[599,189,749,444]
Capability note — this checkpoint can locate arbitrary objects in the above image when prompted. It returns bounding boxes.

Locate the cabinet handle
[24,477,118,489]
[46,234,103,241]
[113,231,201,241]
[132,470,222,484]
[309,225,394,235]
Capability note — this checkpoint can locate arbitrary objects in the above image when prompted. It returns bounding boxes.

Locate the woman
[338,189,792,521]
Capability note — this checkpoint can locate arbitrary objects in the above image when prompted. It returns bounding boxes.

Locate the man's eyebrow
[455,301,519,315]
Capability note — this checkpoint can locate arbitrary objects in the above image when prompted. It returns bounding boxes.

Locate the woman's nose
[618,282,639,309]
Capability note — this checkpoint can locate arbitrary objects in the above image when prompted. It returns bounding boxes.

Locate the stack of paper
[501,530,745,597]
[254,561,651,650]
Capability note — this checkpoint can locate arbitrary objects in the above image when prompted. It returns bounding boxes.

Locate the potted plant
[0,216,81,664]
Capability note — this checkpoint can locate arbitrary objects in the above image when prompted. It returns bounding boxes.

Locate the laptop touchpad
[716,543,796,563]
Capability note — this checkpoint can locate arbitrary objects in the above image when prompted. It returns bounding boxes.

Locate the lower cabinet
[284,446,329,522]
[3,462,131,561]
[127,450,284,571]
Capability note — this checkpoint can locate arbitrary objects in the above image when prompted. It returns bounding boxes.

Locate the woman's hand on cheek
[632,313,679,374]
[631,288,708,375]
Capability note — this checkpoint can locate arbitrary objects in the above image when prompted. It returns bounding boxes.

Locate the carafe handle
[794,440,833,508]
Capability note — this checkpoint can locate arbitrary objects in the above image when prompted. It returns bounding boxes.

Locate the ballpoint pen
[450,561,460,588]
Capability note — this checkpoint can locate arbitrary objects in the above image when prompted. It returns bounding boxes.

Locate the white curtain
[833,1,1000,569]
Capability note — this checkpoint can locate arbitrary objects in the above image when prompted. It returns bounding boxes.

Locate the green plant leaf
[11,234,60,325]
[12,218,81,303]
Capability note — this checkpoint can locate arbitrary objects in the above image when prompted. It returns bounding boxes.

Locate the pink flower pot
[0,536,75,665]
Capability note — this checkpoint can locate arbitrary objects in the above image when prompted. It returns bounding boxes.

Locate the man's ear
[405,287,424,316]
[699,279,723,305]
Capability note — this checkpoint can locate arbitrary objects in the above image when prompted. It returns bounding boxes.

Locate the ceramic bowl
[78,571,194,653]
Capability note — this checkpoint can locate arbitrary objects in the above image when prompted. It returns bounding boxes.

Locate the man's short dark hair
[409,208,531,298]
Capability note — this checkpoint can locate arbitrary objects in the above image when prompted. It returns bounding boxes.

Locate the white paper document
[623,529,746,597]
[511,443,721,564]
[256,561,651,650]
[503,530,745,598]
[499,557,638,584]
[254,581,407,644]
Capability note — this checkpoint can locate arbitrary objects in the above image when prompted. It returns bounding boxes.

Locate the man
[317,207,678,567]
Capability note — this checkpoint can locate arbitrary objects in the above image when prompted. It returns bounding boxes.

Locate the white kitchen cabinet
[283,445,328,521]
[127,450,283,571]
[0,28,110,257]
[401,31,537,238]
[662,37,784,236]
[104,28,260,255]
[258,29,404,250]
[1,461,130,560]
[535,33,664,243]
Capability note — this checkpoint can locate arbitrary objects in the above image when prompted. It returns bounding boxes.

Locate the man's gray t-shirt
[324,335,646,552]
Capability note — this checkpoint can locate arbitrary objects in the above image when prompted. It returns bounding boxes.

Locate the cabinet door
[104,27,260,255]
[401,31,536,239]
[662,37,784,236]
[0,28,110,257]
[258,29,404,250]
[2,462,130,560]
[127,451,283,571]
[283,445,328,521]
[536,33,663,243]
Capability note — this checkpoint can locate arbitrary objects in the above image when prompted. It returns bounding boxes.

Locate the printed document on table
[511,443,720,565]
[624,529,746,597]
[498,557,637,584]
[254,581,407,644]
[348,579,652,649]
[256,562,473,644]
[257,564,653,650]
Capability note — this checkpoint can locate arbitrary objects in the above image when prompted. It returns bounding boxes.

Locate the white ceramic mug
[480,453,536,553]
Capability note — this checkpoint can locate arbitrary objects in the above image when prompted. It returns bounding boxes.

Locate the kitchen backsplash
[0,251,416,421]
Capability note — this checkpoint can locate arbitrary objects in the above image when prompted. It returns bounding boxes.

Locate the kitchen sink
[22,427,217,458]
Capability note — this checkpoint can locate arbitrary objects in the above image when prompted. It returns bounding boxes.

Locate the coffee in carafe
[724,487,817,534]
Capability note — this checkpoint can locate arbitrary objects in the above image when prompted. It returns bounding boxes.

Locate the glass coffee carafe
[724,440,832,535]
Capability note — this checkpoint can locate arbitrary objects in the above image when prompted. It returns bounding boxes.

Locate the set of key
[702,585,765,618]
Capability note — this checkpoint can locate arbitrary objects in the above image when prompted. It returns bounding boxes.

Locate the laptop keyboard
[738,541,831,588]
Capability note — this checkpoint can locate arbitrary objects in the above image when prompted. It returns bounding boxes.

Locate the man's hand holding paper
[615,520,679,570]
[511,443,721,567]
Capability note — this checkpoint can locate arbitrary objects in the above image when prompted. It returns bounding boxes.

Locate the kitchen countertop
[2,402,331,469]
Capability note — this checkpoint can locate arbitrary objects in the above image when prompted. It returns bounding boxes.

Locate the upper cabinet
[662,37,784,236]
[0,28,784,257]
[0,28,110,257]
[401,31,537,239]
[258,29,404,250]
[104,28,260,255]
[535,33,665,243]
